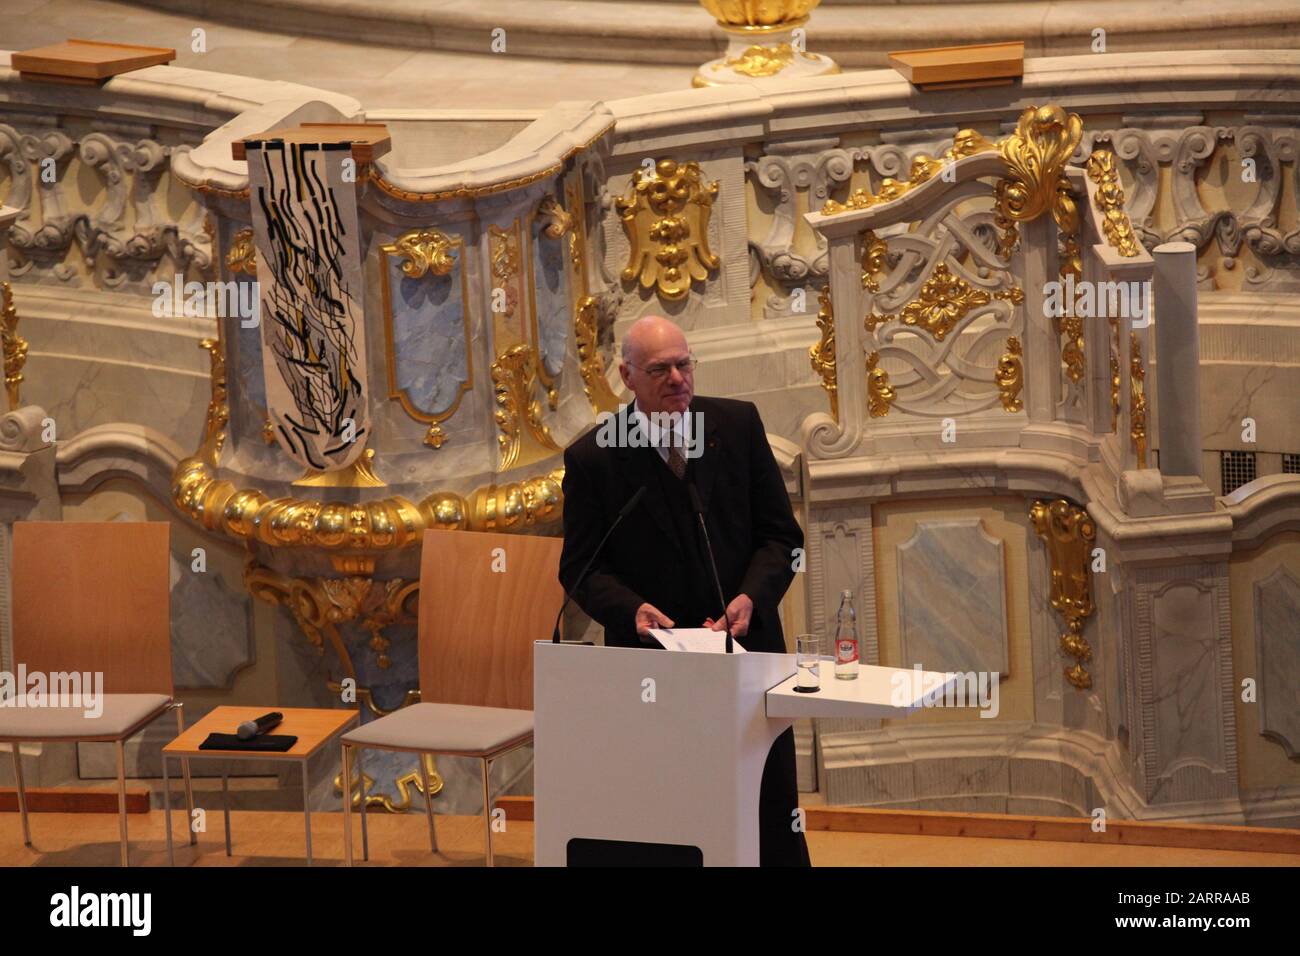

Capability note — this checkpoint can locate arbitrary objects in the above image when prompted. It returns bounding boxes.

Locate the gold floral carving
[336,752,442,814]
[489,224,522,321]
[1,282,28,410]
[1110,348,1121,431]
[537,196,573,239]
[1029,498,1096,690]
[725,43,796,77]
[574,295,620,414]
[382,228,458,280]
[244,563,420,673]
[226,228,257,276]
[198,337,228,466]
[866,263,1023,342]
[865,350,894,418]
[617,159,720,301]
[1130,331,1148,469]
[860,230,888,292]
[996,337,1024,412]
[492,342,560,470]
[809,286,837,420]
[1085,149,1141,258]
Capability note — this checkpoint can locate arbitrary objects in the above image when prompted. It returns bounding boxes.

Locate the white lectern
[534,642,955,866]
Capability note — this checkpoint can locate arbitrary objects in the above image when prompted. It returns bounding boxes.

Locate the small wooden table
[161,706,359,866]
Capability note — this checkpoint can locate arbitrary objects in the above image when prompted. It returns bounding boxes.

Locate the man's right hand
[635,602,675,639]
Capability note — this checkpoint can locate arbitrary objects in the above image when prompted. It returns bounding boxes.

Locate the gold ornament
[617,159,720,301]
[492,343,560,470]
[996,337,1024,412]
[382,228,459,280]
[1085,149,1141,258]
[725,43,796,77]
[225,228,257,276]
[197,337,228,467]
[866,263,1023,342]
[1029,498,1096,690]
[537,195,573,239]
[865,350,894,418]
[699,0,820,32]
[809,285,837,421]
[860,230,888,292]
[574,295,620,414]
[1130,331,1147,469]
[1,282,28,410]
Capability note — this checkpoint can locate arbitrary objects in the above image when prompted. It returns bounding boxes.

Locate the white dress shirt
[630,400,693,465]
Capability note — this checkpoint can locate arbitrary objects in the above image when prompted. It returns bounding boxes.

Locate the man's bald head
[619,315,694,415]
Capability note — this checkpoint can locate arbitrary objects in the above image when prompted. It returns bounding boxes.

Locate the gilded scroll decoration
[809,285,837,420]
[865,350,894,417]
[995,105,1085,229]
[383,228,459,280]
[537,195,573,239]
[575,295,620,413]
[866,263,1024,342]
[1,282,27,410]
[198,337,228,466]
[1130,331,1148,468]
[1085,149,1141,258]
[996,337,1024,412]
[617,159,720,301]
[336,752,443,814]
[492,342,560,470]
[1110,349,1121,431]
[1029,498,1096,690]
[226,228,257,275]
[725,43,797,77]
[860,230,888,292]
[489,224,522,321]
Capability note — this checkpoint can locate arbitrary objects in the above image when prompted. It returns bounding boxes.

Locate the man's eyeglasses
[627,357,698,380]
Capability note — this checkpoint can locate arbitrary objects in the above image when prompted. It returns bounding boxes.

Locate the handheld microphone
[552,485,647,642]
[236,711,284,740]
[687,482,733,654]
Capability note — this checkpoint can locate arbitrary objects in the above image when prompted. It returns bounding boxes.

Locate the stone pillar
[1152,241,1202,477]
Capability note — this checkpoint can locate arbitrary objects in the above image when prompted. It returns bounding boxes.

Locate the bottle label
[836,639,858,664]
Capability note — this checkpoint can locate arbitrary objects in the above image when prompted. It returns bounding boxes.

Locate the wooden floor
[2,809,1298,867]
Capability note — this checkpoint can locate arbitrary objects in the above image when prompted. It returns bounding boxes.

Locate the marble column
[1152,242,1202,478]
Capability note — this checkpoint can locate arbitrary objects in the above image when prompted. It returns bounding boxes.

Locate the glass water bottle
[834,589,859,679]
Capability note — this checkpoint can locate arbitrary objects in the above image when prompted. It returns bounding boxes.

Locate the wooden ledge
[12,39,176,86]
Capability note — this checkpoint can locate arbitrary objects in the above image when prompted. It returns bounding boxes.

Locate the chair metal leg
[221,770,232,856]
[162,751,174,866]
[11,742,31,847]
[301,760,313,867]
[115,739,129,867]
[341,744,354,867]
[481,757,493,867]
[357,747,369,863]
[174,703,196,846]
[419,753,438,854]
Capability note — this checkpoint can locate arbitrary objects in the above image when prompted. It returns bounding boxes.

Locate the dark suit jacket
[559,396,802,652]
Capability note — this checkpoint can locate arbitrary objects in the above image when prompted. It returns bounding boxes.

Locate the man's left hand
[705,593,753,638]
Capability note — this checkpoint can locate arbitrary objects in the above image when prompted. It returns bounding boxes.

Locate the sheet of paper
[647,627,747,653]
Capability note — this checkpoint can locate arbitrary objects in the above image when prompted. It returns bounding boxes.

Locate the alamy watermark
[594,408,705,459]
[890,665,1000,719]
[1042,274,1150,328]
[0,666,104,718]
[152,273,260,327]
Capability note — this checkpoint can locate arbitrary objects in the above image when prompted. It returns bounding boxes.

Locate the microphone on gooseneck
[687,481,733,654]
[552,485,648,643]
[237,711,284,740]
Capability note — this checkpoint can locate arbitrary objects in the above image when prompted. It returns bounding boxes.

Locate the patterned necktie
[666,433,687,479]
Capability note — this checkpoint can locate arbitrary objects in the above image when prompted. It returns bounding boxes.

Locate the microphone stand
[553,486,647,642]
[688,483,733,654]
